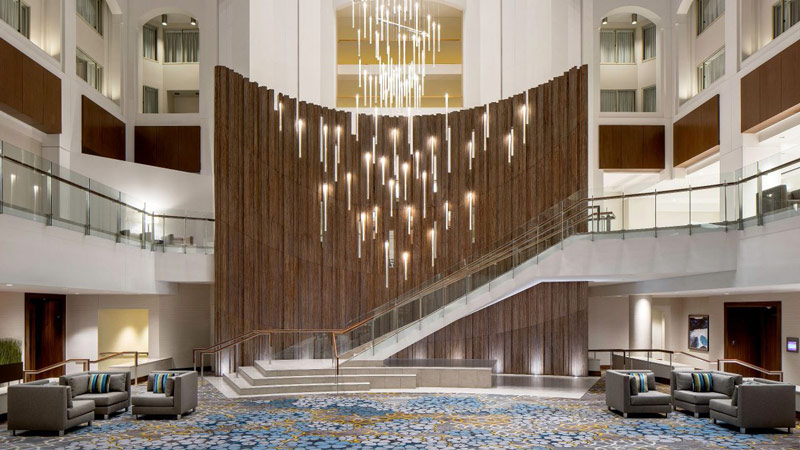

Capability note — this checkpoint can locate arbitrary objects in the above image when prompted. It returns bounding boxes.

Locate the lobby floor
[1,378,798,449]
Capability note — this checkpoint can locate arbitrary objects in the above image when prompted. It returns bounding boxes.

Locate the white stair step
[254,360,336,377]
[223,373,370,395]
[239,366,416,389]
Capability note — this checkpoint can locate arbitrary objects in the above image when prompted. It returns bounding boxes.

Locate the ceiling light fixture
[5,284,12,287]
[631,13,638,25]
[351,0,443,109]
[161,14,168,26]
[190,17,197,26]
[602,17,608,25]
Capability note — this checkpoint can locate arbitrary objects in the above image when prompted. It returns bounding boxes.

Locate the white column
[628,295,652,349]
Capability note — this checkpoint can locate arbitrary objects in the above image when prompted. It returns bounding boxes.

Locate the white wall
[0,293,25,357]
[66,283,211,370]
[588,296,629,365]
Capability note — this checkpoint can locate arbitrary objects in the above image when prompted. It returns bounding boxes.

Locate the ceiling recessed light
[190,17,197,26]
[5,283,12,287]
[601,17,608,25]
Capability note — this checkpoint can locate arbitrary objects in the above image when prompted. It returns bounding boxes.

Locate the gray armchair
[132,371,197,419]
[671,370,742,417]
[59,371,131,419]
[7,381,94,436]
[605,370,672,418]
[710,378,796,433]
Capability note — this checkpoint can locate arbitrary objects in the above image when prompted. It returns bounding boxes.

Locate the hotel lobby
[0,0,799,448]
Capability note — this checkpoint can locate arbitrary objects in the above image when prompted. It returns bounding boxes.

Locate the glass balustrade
[0,140,214,254]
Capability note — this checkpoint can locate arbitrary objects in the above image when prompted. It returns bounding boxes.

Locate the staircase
[198,152,800,396]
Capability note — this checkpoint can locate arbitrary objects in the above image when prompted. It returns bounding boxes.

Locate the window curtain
[791,0,800,28]
[706,50,725,86]
[600,30,616,63]
[617,90,636,112]
[19,2,28,37]
[643,86,657,112]
[699,0,724,34]
[143,86,158,114]
[616,30,634,63]
[0,0,19,30]
[774,3,785,38]
[164,30,182,63]
[77,0,97,29]
[600,90,618,112]
[643,25,656,60]
[182,30,199,62]
[143,25,157,60]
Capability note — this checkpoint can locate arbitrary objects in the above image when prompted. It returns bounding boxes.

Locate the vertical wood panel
[214,65,588,375]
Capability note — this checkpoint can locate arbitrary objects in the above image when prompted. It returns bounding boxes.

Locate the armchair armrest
[8,385,68,431]
[605,371,632,411]
[173,372,198,414]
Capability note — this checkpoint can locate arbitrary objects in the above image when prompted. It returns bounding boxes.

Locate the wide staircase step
[240,366,416,389]
[223,373,371,396]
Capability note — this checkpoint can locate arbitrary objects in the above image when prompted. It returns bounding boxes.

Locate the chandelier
[351,0,442,109]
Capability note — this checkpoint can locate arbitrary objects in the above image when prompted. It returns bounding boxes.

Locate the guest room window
[77,0,103,35]
[165,29,199,63]
[76,48,103,92]
[0,0,30,38]
[643,86,657,112]
[143,25,157,60]
[643,24,656,61]
[143,86,158,114]
[696,0,724,35]
[773,0,800,38]
[600,29,634,64]
[601,89,636,112]
[697,49,724,92]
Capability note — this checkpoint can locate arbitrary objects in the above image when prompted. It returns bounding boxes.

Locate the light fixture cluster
[292,83,532,286]
[351,0,442,109]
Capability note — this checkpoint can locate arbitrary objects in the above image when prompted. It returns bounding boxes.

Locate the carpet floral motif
[1,380,797,449]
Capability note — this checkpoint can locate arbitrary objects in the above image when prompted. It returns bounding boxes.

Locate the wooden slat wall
[214,65,588,375]
[134,126,201,173]
[741,39,800,134]
[81,96,125,161]
[599,125,665,170]
[0,37,61,134]
[673,95,719,168]
[393,282,588,376]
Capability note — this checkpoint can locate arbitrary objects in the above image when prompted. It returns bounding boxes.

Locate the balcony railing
[0,140,214,253]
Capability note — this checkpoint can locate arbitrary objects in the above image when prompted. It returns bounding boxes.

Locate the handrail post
[560,201,565,250]
[756,167,763,226]
[268,332,272,365]
[621,193,626,239]
[116,192,122,243]
[723,181,728,232]
[688,186,692,235]
[46,162,53,226]
[85,180,91,235]
[134,351,138,386]
[653,189,658,238]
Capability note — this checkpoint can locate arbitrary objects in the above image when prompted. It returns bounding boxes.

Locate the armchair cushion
[68,400,95,419]
[731,386,739,406]
[132,392,174,408]
[109,374,127,392]
[675,372,693,391]
[630,391,671,406]
[691,372,713,392]
[75,391,128,407]
[674,390,728,405]
[66,374,90,397]
[711,373,736,396]
[629,376,638,395]
[166,377,175,397]
[153,373,172,394]
[66,386,73,408]
[632,373,649,393]
[710,399,738,418]
[88,373,111,393]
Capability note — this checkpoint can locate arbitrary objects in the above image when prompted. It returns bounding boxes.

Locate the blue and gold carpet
[1,380,797,449]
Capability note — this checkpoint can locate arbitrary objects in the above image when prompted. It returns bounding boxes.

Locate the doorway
[24,294,66,380]
[724,302,781,379]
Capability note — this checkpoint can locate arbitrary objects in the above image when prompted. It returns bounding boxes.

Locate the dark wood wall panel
[134,126,201,173]
[214,65,589,375]
[393,282,588,375]
[741,39,800,133]
[0,37,61,134]
[599,125,665,170]
[674,95,719,168]
[81,96,125,161]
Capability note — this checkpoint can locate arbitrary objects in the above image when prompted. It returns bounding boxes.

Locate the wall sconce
[278,101,283,132]
[380,156,387,185]
[372,206,378,239]
[407,110,414,155]
[320,183,329,242]
[468,136,474,171]
[631,13,638,25]
[364,153,371,199]
[392,128,398,160]
[468,192,475,232]
[402,251,409,280]
[522,102,527,146]
[322,123,328,173]
[355,94,360,141]
[602,17,608,25]
[446,92,451,174]
[319,118,324,163]
[507,128,515,164]
[389,179,395,216]
[415,151,420,179]
[403,163,409,200]
[421,172,427,218]
[360,212,367,242]
[357,212,365,258]
[372,136,377,165]
[190,17,197,26]
[346,172,352,210]
[384,240,390,288]
[161,14,168,26]
[388,230,396,268]
[445,201,452,230]
[296,119,304,158]
[335,126,342,181]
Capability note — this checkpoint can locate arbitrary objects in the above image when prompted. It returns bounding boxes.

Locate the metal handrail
[23,359,90,382]
[23,351,146,384]
[718,359,784,381]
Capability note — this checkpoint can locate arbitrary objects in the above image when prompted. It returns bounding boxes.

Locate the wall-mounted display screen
[787,337,799,353]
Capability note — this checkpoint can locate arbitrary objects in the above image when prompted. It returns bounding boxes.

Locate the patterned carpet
[1,379,798,449]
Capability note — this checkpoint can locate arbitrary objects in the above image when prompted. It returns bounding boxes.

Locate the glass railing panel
[590,195,623,237]
[759,158,800,224]
[119,204,144,246]
[51,176,88,233]
[185,217,214,253]
[271,332,334,361]
[2,156,47,223]
[655,190,690,236]
[396,297,420,329]
[88,190,119,240]
[689,185,726,233]
[624,193,656,236]
[162,216,191,252]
